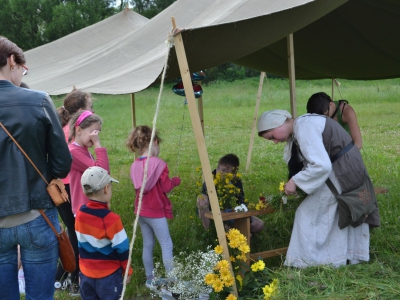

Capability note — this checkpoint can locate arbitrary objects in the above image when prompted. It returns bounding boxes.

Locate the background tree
[129,0,176,18]
[0,0,117,51]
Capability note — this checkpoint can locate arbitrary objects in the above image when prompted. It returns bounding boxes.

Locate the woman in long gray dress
[257,108,378,268]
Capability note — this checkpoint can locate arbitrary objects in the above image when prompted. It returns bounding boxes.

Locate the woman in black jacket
[0,36,72,300]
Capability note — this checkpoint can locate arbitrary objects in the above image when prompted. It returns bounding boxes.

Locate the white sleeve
[292,116,332,194]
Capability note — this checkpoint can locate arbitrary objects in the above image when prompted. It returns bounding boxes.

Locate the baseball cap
[81,166,119,193]
[257,109,292,133]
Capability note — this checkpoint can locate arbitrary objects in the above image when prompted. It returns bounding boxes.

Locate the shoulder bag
[327,141,377,229]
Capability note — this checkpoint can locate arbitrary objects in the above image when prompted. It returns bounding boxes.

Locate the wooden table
[205,207,288,263]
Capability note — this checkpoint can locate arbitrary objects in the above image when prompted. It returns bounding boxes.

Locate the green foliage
[130,0,176,18]
[45,77,400,300]
[0,0,117,51]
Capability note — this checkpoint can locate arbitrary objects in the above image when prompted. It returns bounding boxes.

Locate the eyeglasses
[22,65,28,76]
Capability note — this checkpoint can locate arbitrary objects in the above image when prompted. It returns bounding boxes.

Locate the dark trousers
[55,184,80,284]
[79,268,123,300]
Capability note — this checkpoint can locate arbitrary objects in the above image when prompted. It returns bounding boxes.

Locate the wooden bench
[205,208,288,263]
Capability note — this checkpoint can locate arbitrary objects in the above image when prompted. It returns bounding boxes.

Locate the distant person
[54,89,94,294]
[197,153,264,234]
[75,166,133,300]
[257,108,379,268]
[306,92,362,149]
[0,36,71,299]
[127,125,181,288]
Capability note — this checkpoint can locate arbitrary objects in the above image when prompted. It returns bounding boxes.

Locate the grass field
[47,76,400,299]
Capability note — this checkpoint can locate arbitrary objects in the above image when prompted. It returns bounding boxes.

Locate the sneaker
[68,283,80,297]
[18,269,25,294]
[55,278,71,291]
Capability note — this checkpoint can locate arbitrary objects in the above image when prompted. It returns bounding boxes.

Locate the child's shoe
[18,269,25,294]
[145,277,169,289]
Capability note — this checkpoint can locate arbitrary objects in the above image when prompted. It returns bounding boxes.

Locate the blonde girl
[127,125,181,288]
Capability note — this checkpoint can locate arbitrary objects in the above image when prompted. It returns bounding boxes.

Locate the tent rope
[333,78,344,99]
[120,29,175,300]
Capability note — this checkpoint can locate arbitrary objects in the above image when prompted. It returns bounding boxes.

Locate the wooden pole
[171,17,238,297]
[287,34,297,117]
[130,93,139,158]
[245,72,265,171]
[331,78,335,101]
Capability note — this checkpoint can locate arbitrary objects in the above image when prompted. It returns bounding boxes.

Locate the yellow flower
[251,260,266,272]
[279,181,285,192]
[263,279,279,299]
[215,260,229,270]
[236,274,243,291]
[238,243,250,254]
[219,267,232,281]
[226,294,237,300]
[212,279,224,292]
[214,245,223,254]
[204,273,217,285]
[230,255,236,262]
[196,166,202,172]
[223,274,234,287]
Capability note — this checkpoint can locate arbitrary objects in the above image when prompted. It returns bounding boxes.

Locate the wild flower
[153,246,221,299]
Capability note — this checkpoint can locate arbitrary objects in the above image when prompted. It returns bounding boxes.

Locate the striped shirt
[75,200,133,278]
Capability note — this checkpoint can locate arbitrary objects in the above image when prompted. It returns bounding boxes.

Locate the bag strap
[39,209,60,235]
[325,178,339,196]
[330,141,354,163]
[0,122,49,185]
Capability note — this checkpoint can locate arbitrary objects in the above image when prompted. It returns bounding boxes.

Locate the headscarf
[257,109,292,133]
[257,109,294,164]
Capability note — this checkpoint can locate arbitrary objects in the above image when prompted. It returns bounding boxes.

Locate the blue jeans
[79,268,123,300]
[0,208,60,300]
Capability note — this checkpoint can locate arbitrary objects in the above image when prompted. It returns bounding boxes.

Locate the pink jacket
[61,125,70,185]
[68,143,110,214]
[130,156,180,219]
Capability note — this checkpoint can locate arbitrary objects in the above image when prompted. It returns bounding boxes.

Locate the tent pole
[245,72,265,171]
[287,33,297,117]
[171,17,238,297]
[130,93,138,158]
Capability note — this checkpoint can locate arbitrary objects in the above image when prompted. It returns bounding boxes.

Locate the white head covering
[257,109,292,133]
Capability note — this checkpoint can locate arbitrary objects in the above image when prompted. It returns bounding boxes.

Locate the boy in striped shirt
[75,166,133,300]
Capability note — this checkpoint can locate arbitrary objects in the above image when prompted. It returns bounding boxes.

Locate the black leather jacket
[0,80,72,216]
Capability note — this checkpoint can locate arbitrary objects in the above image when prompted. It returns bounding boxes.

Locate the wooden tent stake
[171,17,238,297]
[287,33,297,117]
[245,72,265,171]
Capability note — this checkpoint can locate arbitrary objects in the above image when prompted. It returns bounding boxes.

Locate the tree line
[0,0,265,82]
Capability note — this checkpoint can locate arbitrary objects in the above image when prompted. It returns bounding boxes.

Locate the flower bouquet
[205,229,279,300]
[196,166,243,211]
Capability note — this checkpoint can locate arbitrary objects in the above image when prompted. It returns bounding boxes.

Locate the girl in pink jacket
[127,125,180,288]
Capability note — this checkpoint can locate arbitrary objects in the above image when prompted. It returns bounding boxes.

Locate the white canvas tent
[25,0,348,95]
[25,0,400,95]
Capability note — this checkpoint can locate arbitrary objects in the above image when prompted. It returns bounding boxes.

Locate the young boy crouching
[75,166,133,300]
[196,153,264,234]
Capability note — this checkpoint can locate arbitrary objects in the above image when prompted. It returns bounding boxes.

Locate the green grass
[47,77,400,299]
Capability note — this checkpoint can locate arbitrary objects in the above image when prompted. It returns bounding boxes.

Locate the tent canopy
[25,0,400,95]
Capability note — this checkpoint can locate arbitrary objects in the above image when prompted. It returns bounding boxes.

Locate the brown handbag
[0,122,75,271]
[0,122,69,206]
[39,210,76,273]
